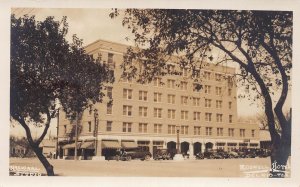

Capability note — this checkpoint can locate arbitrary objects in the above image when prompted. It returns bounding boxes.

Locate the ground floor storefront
[58,135,260,160]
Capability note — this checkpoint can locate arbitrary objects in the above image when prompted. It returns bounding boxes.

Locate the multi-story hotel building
[57,39,259,160]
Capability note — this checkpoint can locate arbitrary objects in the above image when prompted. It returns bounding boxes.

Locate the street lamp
[94,109,99,156]
[176,125,180,154]
[173,125,184,161]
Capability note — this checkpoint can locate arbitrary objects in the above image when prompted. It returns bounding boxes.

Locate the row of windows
[122,86,233,99]
[121,105,234,122]
[83,122,255,137]
[106,100,232,116]
[121,88,234,107]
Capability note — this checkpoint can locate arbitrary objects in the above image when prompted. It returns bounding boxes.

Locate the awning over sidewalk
[102,140,121,149]
[81,141,94,149]
[62,142,81,149]
[121,141,138,149]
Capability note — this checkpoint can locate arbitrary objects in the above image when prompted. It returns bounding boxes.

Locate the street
[9,157,290,177]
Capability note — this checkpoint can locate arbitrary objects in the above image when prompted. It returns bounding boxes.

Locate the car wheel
[126,156,132,161]
[144,155,151,161]
[116,155,120,161]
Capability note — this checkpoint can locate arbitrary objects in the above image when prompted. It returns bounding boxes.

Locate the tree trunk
[270,142,290,178]
[31,144,55,176]
[269,118,291,178]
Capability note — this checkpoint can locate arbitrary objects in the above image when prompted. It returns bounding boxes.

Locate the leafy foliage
[11,15,114,124]
[113,9,292,177]
[10,14,114,175]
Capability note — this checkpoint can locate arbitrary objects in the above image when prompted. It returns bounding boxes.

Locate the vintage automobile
[116,148,152,161]
[218,151,230,159]
[153,149,171,160]
[228,151,239,158]
[195,152,204,160]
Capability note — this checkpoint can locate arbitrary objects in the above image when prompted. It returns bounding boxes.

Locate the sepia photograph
[1,0,300,187]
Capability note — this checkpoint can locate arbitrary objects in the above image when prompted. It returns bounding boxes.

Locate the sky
[10,8,292,138]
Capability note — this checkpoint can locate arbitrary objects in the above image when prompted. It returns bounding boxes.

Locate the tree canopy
[112,9,292,177]
[10,14,114,175]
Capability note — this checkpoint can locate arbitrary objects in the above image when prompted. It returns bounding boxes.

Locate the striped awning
[121,141,138,148]
[102,141,121,149]
[62,142,81,149]
[81,141,94,149]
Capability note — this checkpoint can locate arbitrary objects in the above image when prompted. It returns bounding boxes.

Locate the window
[139,91,148,101]
[251,130,255,137]
[154,92,162,102]
[194,126,201,135]
[139,123,148,133]
[217,128,223,136]
[168,109,176,119]
[228,102,232,109]
[64,125,67,134]
[123,105,132,116]
[167,94,175,104]
[181,110,188,120]
[168,125,176,134]
[123,89,132,100]
[193,97,200,106]
[193,112,200,121]
[180,81,188,90]
[154,108,162,118]
[181,96,188,105]
[228,128,234,137]
[205,99,212,108]
[181,67,188,77]
[216,100,222,108]
[228,76,234,87]
[193,83,202,92]
[167,79,175,89]
[205,113,212,122]
[154,124,162,134]
[139,107,148,117]
[122,122,132,132]
[229,115,233,123]
[180,126,189,135]
[240,129,245,137]
[215,73,222,81]
[206,127,212,136]
[204,85,211,94]
[106,121,112,131]
[122,73,133,83]
[107,87,113,99]
[216,114,223,123]
[216,87,222,95]
[228,88,232,96]
[153,77,162,87]
[108,53,114,64]
[88,121,92,132]
[107,103,112,114]
[204,71,211,80]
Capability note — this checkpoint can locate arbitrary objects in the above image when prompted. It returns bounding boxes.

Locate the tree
[111,9,292,177]
[11,15,114,176]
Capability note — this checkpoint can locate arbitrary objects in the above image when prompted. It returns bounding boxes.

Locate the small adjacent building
[39,139,56,158]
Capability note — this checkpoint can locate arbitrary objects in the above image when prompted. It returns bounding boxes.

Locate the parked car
[228,151,239,158]
[118,148,152,161]
[154,149,171,160]
[210,152,224,159]
[218,151,230,159]
[203,150,223,159]
[195,152,204,160]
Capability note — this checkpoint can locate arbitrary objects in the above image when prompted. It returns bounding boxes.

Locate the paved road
[9,157,288,177]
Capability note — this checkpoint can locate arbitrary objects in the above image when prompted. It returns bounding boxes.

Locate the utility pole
[94,109,99,156]
[74,112,79,160]
[56,108,60,159]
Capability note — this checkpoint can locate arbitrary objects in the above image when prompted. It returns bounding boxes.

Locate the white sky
[10,8,291,138]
